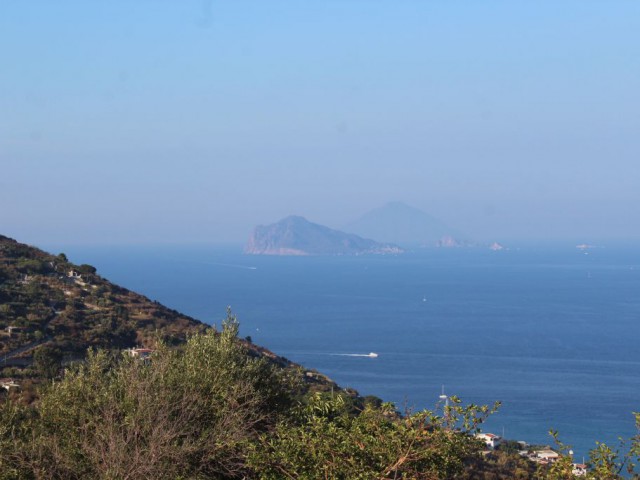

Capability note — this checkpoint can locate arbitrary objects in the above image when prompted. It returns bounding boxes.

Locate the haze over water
[56,243,640,460]
[3,1,640,246]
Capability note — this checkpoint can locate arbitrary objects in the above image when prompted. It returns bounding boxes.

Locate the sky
[1,0,639,245]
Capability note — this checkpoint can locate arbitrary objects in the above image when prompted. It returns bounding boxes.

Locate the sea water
[53,243,640,459]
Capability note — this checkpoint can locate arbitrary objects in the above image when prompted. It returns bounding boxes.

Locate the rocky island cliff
[245,216,403,256]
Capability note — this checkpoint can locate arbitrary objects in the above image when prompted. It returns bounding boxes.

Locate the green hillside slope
[0,234,207,360]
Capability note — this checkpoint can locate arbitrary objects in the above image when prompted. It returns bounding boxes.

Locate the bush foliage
[1,313,640,478]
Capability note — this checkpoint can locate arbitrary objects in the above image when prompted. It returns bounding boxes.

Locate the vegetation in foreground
[0,312,486,479]
[1,312,638,479]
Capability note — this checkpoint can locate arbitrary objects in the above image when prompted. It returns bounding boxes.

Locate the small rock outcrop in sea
[435,235,473,248]
[245,216,404,256]
[489,242,505,251]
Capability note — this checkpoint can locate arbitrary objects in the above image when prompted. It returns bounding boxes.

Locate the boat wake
[331,352,379,358]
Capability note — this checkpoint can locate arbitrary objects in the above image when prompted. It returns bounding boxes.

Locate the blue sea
[51,243,640,460]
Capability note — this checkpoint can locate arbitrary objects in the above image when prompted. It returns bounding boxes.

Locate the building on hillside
[476,433,502,449]
[572,463,587,476]
[0,378,20,391]
[68,269,82,279]
[5,326,22,336]
[536,450,560,463]
[127,348,154,360]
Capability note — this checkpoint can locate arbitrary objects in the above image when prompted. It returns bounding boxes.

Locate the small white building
[5,326,22,336]
[476,433,502,449]
[0,379,20,391]
[68,269,82,279]
[536,449,560,463]
[127,348,154,360]
[572,463,587,476]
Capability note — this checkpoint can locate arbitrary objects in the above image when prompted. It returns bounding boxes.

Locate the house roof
[537,450,559,458]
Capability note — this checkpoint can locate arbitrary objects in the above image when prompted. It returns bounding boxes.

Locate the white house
[572,463,587,476]
[5,326,22,336]
[0,379,20,391]
[127,348,154,360]
[68,269,82,279]
[476,433,502,449]
[536,449,560,463]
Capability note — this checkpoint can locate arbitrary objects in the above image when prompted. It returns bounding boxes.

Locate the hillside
[345,201,470,247]
[245,215,403,255]
[0,234,209,363]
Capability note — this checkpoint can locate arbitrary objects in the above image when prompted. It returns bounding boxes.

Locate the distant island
[344,201,471,248]
[245,216,404,256]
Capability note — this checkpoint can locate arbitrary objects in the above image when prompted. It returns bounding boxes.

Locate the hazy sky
[2,1,639,245]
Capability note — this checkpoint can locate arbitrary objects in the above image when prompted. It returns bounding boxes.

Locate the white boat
[368,352,378,358]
